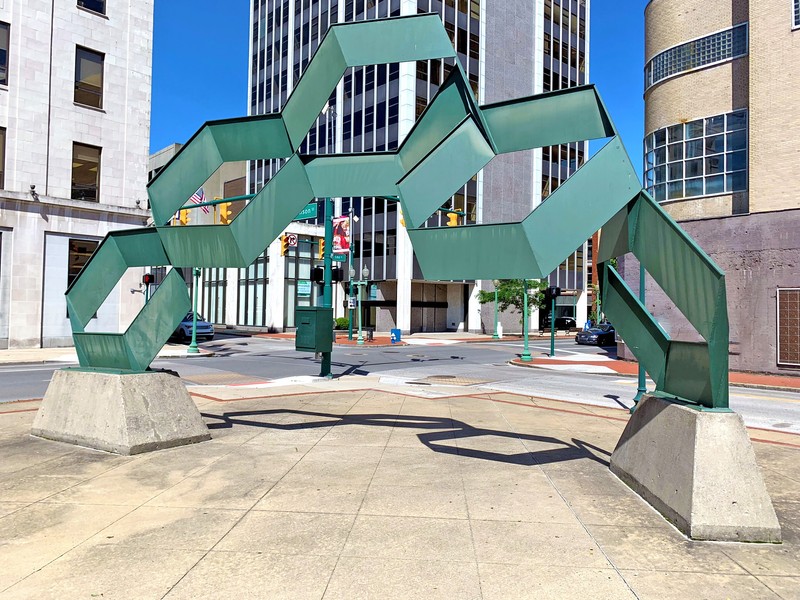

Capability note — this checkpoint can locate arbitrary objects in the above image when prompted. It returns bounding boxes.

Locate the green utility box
[295,307,334,353]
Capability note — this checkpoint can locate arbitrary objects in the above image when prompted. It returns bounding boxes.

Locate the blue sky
[150,1,646,176]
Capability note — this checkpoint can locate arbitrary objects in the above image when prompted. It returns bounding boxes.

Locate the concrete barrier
[610,394,781,542]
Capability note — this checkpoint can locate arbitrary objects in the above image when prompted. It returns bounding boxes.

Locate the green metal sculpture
[66,14,729,409]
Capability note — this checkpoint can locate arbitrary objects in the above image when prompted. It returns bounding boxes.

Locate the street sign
[348,297,357,309]
[332,253,347,262]
[298,280,312,297]
[286,233,298,247]
[369,284,378,300]
[294,203,318,221]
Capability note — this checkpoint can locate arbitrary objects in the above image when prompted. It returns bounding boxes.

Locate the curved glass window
[644,110,747,202]
[645,24,748,90]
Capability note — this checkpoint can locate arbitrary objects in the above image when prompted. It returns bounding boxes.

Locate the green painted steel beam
[399,66,487,170]
[409,222,540,280]
[521,138,639,275]
[67,13,731,414]
[398,117,495,229]
[601,264,670,390]
[303,153,403,198]
[482,86,616,154]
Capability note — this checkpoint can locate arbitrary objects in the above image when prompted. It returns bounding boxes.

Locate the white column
[395,3,417,333]
[225,268,238,327]
[268,238,286,329]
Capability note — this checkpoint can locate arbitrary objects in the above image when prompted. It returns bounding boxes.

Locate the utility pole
[320,197,333,378]
[348,206,354,341]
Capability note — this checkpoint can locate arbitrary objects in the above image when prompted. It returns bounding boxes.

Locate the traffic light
[446,212,458,227]
[280,235,289,256]
[219,202,232,224]
[312,266,325,284]
[545,286,562,301]
[179,209,190,225]
[331,267,344,282]
[142,273,155,286]
[318,238,325,260]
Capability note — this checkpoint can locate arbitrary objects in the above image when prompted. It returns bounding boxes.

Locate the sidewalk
[0,377,798,598]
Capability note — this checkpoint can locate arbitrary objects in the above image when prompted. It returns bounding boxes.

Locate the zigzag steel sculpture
[47,15,780,541]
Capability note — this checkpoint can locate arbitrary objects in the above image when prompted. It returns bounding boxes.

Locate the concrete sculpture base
[32,370,210,455]
[610,394,781,542]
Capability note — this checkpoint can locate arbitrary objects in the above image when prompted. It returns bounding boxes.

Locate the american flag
[189,187,210,214]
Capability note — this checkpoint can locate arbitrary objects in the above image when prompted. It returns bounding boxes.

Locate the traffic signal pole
[320,197,333,378]
[550,294,556,357]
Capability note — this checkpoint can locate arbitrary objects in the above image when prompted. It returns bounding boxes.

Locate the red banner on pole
[333,216,351,253]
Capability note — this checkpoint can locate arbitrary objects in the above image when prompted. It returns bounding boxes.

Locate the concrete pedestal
[32,370,210,455]
[610,394,781,542]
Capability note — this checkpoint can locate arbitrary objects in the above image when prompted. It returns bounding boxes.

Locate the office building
[640,0,800,373]
[197,0,590,335]
[0,0,154,348]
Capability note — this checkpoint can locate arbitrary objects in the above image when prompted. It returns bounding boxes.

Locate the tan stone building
[639,0,800,373]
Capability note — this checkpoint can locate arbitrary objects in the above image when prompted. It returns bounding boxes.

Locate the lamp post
[187,267,201,355]
[351,265,369,345]
[492,283,500,339]
[348,207,356,341]
[521,279,532,362]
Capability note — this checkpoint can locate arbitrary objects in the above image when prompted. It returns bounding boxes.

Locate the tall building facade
[213,0,590,334]
[0,1,154,348]
[640,0,800,373]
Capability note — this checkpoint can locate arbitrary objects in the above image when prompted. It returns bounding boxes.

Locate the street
[2,335,800,435]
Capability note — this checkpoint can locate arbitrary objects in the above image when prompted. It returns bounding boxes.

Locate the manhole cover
[772,422,792,429]
[346,352,367,356]
[429,375,456,379]
[408,354,428,358]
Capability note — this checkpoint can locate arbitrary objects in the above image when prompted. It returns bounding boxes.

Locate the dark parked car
[575,323,616,346]
[172,312,215,342]
[542,315,577,330]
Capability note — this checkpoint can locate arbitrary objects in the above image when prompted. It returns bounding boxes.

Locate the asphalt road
[2,335,800,434]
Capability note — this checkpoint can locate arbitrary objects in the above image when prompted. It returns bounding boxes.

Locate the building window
[67,239,98,287]
[645,24,748,90]
[644,110,747,202]
[72,143,101,202]
[74,46,104,108]
[0,128,5,189]
[795,0,800,27]
[0,21,9,86]
[78,0,106,15]
[778,288,800,367]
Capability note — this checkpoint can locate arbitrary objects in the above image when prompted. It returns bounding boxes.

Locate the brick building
[635,0,800,373]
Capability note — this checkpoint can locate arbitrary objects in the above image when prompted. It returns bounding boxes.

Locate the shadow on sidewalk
[200,408,611,468]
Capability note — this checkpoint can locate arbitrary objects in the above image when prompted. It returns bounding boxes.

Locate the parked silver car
[172,312,215,342]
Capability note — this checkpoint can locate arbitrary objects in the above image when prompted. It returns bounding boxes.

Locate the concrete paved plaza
[1,376,799,599]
